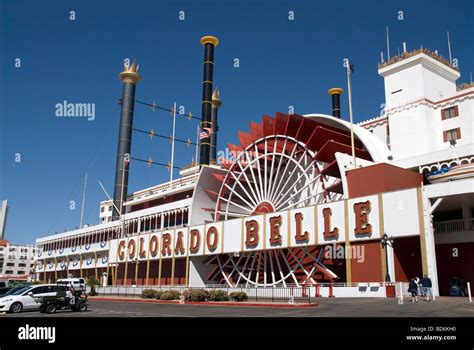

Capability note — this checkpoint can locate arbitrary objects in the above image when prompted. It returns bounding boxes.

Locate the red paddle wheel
[204,112,372,287]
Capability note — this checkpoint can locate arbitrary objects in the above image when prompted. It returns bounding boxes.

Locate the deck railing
[433,218,474,233]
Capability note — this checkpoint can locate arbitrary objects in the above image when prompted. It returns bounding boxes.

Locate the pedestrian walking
[420,275,433,302]
[408,278,419,303]
[414,276,423,297]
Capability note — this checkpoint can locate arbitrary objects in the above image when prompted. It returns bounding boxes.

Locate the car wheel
[78,303,87,312]
[45,304,57,314]
[9,302,23,313]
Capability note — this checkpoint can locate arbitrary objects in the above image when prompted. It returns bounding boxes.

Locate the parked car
[0,284,68,313]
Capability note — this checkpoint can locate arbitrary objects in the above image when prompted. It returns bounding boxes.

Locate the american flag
[200,127,213,140]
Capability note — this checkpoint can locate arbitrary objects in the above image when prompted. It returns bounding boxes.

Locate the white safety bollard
[398,282,404,304]
[468,282,472,303]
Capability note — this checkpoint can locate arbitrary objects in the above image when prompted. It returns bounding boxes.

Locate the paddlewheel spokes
[215,135,329,221]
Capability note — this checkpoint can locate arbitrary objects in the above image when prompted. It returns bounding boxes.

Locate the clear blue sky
[1,0,473,244]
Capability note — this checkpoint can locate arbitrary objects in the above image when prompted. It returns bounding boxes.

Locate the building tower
[112,62,141,221]
[378,49,461,159]
[199,35,219,166]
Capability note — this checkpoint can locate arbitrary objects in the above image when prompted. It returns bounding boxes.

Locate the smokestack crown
[200,36,219,47]
[328,87,343,96]
[119,61,141,84]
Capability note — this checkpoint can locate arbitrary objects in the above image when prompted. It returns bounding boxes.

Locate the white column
[387,244,395,281]
[423,188,440,297]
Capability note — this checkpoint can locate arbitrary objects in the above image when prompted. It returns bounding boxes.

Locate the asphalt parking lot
[3,297,473,317]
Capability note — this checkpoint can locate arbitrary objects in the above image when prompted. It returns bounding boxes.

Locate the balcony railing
[434,218,474,233]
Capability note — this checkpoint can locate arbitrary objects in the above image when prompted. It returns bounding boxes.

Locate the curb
[89,297,317,308]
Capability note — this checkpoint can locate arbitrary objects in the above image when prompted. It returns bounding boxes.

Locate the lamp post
[381,233,394,282]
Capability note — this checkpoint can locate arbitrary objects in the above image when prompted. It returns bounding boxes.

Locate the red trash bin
[385,283,396,298]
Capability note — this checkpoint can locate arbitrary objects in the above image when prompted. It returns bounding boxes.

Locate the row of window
[100,205,113,213]
[39,210,190,252]
[4,262,29,267]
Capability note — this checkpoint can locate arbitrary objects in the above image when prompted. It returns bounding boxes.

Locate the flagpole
[447,31,452,64]
[170,102,177,182]
[79,173,88,228]
[346,60,356,168]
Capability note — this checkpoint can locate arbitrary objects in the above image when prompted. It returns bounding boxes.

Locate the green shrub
[208,289,229,301]
[160,290,181,300]
[183,289,209,302]
[229,291,248,302]
[141,289,158,299]
[155,291,163,300]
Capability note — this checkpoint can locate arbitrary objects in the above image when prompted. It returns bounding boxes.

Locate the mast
[170,102,177,182]
[79,173,88,228]
[346,60,356,168]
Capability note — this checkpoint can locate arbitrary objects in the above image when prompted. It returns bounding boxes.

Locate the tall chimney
[112,62,141,221]
[210,88,222,164]
[199,35,219,166]
[328,88,343,118]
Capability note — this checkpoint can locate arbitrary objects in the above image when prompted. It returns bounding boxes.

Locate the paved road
[3,297,473,317]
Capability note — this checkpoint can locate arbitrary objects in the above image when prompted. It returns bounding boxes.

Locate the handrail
[433,218,473,233]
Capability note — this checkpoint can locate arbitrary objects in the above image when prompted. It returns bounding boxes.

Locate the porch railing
[433,218,474,233]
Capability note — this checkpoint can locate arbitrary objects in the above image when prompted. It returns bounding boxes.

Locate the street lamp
[381,233,394,282]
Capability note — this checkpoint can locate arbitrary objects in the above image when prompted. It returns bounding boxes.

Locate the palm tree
[86,276,100,296]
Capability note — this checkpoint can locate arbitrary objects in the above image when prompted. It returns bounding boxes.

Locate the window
[441,106,458,120]
[101,206,105,213]
[6,262,14,267]
[108,217,112,222]
[18,263,26,267]
[108,206,112,212]
[28,286,45,295]
[443,128,461,142]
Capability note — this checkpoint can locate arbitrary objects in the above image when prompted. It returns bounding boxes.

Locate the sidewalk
[89,295,317,308]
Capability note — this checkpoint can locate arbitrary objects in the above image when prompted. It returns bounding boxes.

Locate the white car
[0,284,65,313]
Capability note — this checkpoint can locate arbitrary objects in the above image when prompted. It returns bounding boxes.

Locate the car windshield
[3,287,24,296]
[11,286,32,295]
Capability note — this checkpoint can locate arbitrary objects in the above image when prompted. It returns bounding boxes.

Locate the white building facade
[0,240,36,280]
[359,48,474,296]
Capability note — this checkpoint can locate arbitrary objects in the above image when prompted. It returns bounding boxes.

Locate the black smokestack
[328,88,343,118]
[210,88,222,164]
[199,35,219,166]
[112,62,141,221]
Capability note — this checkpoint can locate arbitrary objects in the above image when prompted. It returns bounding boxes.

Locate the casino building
[34,37,474,296]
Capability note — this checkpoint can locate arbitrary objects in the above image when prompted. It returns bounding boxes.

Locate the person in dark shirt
[408,278,419,303]
[420,275,433,302]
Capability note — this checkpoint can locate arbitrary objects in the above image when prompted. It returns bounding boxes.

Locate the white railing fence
[92,282,396,300]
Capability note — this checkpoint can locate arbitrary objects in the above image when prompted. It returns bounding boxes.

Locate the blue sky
[1,0,473,244]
